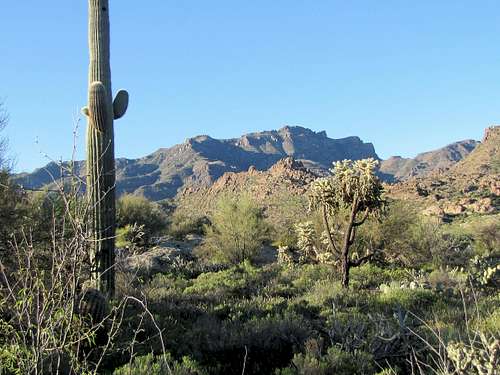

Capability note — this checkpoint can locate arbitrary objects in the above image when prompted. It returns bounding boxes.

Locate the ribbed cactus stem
[78,288,107,324]
[84,0,128,298]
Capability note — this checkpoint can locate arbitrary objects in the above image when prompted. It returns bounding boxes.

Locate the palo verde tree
[308,158,383,288]
[82,0,129,297]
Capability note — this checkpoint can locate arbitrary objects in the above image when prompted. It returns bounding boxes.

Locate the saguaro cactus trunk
[83,0,128,298]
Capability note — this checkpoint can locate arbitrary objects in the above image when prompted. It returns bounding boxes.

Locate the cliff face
[15,126,378,201]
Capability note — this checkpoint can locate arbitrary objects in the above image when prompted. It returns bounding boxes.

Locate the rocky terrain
[385,126,499,220]
[176,157,318,237]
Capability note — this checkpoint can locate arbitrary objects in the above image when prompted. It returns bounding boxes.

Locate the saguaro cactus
[82,0,128,297]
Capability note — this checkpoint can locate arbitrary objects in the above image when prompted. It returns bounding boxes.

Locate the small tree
[308,158,383,287]
[200,195,269,264]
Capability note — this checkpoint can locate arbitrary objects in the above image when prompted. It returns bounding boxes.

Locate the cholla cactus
[328,158,382,210]
[295,222,318,263]
[82,0,129,298]
[308,178,336,213]
[447,334,499,375]
[306,158,383,287]
[277,246,295,267]
[481,264,500,285]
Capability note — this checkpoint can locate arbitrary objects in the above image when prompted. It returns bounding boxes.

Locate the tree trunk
[340,198,359,288]
[322,205,338,254]
[341,256,350,288]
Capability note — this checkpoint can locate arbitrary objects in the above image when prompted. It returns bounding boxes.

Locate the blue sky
[2,1,500,172]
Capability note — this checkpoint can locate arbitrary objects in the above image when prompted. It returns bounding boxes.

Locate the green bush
[184,261,266,298]
[113,352,206,375]
[0,172,30,248]
[116,223,146,250]
[168,209,207,240]
[276,346,375,375]
[358,200,475,268]
[377,284,435,311]
[469,217,500,256]
[117,194,168,245]
[350,264,408,290]
[197,195,270,264]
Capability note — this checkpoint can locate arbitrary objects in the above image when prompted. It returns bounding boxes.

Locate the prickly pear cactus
[82,0,129,298]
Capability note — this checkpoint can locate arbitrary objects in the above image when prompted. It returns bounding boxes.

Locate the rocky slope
[379,139,479,182]
[177,157,318,236]
[15,126,378,200]
[179,157,317,209]
[385,126,499,219]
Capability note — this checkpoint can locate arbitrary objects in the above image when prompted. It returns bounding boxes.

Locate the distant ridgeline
[14,125,487,201]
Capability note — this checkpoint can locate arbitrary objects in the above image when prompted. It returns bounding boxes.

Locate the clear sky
[2,1,500,172]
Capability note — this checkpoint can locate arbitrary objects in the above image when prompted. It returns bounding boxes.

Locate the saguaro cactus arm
[113,90,129,120]
[82,87,128,122]
[88,81,110,132]
[82,106,90,117]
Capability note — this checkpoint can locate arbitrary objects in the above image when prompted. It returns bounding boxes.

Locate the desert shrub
[113,352,205,375]
[360,200,476,268]
[197,195,270,264]
[117,194,168,245]
[349,263,408,290]
[0,171,29,249]
[168,209,207,240]
[268,193,306,248]
[360,201,435,267]
[285,263,335,292]
[116,223,146,250]
[377,284,435,311]
[302,279,344,308]
[184,261,267,299]
[470,217,500,256]
[276,346,376,375]
[182,312,312,374]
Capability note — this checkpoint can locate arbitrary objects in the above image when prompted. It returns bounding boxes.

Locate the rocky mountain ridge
[15,126,378,200]
[14,125,486,201]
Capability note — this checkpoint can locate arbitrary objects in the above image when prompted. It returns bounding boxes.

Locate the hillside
[15,126,378,200]
[379,139,479,182]
[386,126,500,219]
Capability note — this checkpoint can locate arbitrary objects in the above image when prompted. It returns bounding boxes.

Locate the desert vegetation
[1,2,499,375]
[1,148,498,373]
